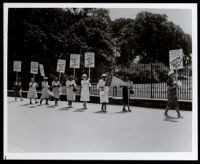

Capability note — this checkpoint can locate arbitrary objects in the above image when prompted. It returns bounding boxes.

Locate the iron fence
[77,61,192,101]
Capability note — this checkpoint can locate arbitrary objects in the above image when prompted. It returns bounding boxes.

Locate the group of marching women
[13,73,133,112]
[26,74,91,109]
[13,70,183,117]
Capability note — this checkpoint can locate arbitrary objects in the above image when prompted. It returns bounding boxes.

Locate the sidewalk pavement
[7,97,192,152]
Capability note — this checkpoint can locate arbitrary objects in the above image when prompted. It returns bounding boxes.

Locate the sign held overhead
[39,64,45,77]
[13,61,21,72]
[31,61,39,74]
[169,49,184,70]
[70,54,80,68]
[84,52,95,68]
[57,59,66,73]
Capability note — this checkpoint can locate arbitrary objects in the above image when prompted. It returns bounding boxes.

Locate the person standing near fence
[27,77,38,104]
[97,74,109,112]
[52,77,60,106]
[13,77,23,101]
[40,77,50,105]
[80,74,91,109]
[164,70,183,119]
[66,76,77,108]
[121,75,133,112]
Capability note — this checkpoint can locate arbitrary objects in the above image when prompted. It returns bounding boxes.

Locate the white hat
[82,74,87,77]
[168,70,174,76]
[102,73,107,77]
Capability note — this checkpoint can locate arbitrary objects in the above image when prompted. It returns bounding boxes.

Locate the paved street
[7,97,192,152]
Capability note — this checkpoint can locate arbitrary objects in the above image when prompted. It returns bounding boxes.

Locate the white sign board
[31,61,39,74]
[13,61,21,72]
[57,59,66,73]
[85,52,95,68]
[70,54,80,68]
[169,49,184,70]
[39,64,45,77]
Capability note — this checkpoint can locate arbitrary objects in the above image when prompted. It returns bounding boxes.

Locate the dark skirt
[122,86,129,104]
[14,87,21,97]
[167,86,178,108]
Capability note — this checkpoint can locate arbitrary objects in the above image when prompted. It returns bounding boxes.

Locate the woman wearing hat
[80,74,91,109]
[13,77,23,101]
[40,77,50,105]
[66,76,77,108]
[52,77,60,106]
[27,77,38,104]
[97,74,109,112]
[164,70,183,118]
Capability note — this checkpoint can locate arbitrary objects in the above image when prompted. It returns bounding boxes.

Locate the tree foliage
[8,9,192,89]
[111,11,192,67]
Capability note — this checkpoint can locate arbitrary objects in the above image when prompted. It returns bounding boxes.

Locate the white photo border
[3,2,198,160]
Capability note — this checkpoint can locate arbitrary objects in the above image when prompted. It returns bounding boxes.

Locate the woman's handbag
[130,89,134,94]
[73,86,77,92]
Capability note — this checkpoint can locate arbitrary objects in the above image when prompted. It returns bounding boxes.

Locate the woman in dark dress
[13,77,23,101]
[164,71,183,118]
[121,75,133,112]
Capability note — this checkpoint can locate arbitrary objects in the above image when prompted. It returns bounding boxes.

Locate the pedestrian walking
[40,77,50,105]
[66,76,77,108]
[13,77,23,101]
[121,75,133,112]
[164,70,183,118]
[52,77,60,106]
[27,77,38,104]
[97,74,109,112]
[80,74,91,109]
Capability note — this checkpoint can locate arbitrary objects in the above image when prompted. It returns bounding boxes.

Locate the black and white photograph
[3,3,198,160]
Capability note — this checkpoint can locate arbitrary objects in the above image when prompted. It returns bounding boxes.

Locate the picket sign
[169,49,184,70]
[30,61,39,80]
[13,61,21,81]
[70,54,80,79]
[84,52,95,80]
[39,64,45,77]
[57,59,66,82]
[169,49,184,91]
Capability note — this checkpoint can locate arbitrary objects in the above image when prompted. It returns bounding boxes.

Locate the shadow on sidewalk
[58,107,70,111]
[163,117,179,122]
[20,103,31,106]
[74,108,86,112]
[94,111,108,114]
[115,111,130,114]
[46,105,56,108]
[28,104,43,108]
[7,100,17,103]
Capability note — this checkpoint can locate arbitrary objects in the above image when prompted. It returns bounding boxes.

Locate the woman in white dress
[52,77,60,106]
[40,77,50,105]
[97,74,109,112]
[27,77,38,104]
[66,76,77,108]
[80,74,91,109]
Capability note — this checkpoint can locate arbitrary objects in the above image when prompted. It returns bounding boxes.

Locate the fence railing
[59,80,192,101]
[8,61,192,101]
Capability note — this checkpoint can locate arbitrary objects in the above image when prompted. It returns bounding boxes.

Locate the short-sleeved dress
[27,82,38,99]
[80,79,91,102]
[66,80,76,101]
[167,78,178,108]
[97,79,109,103]
[52,81,60,99]
[40,81,50,99]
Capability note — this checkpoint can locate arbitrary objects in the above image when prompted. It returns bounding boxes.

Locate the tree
[8,8,115,90]
[112,11,192,68]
